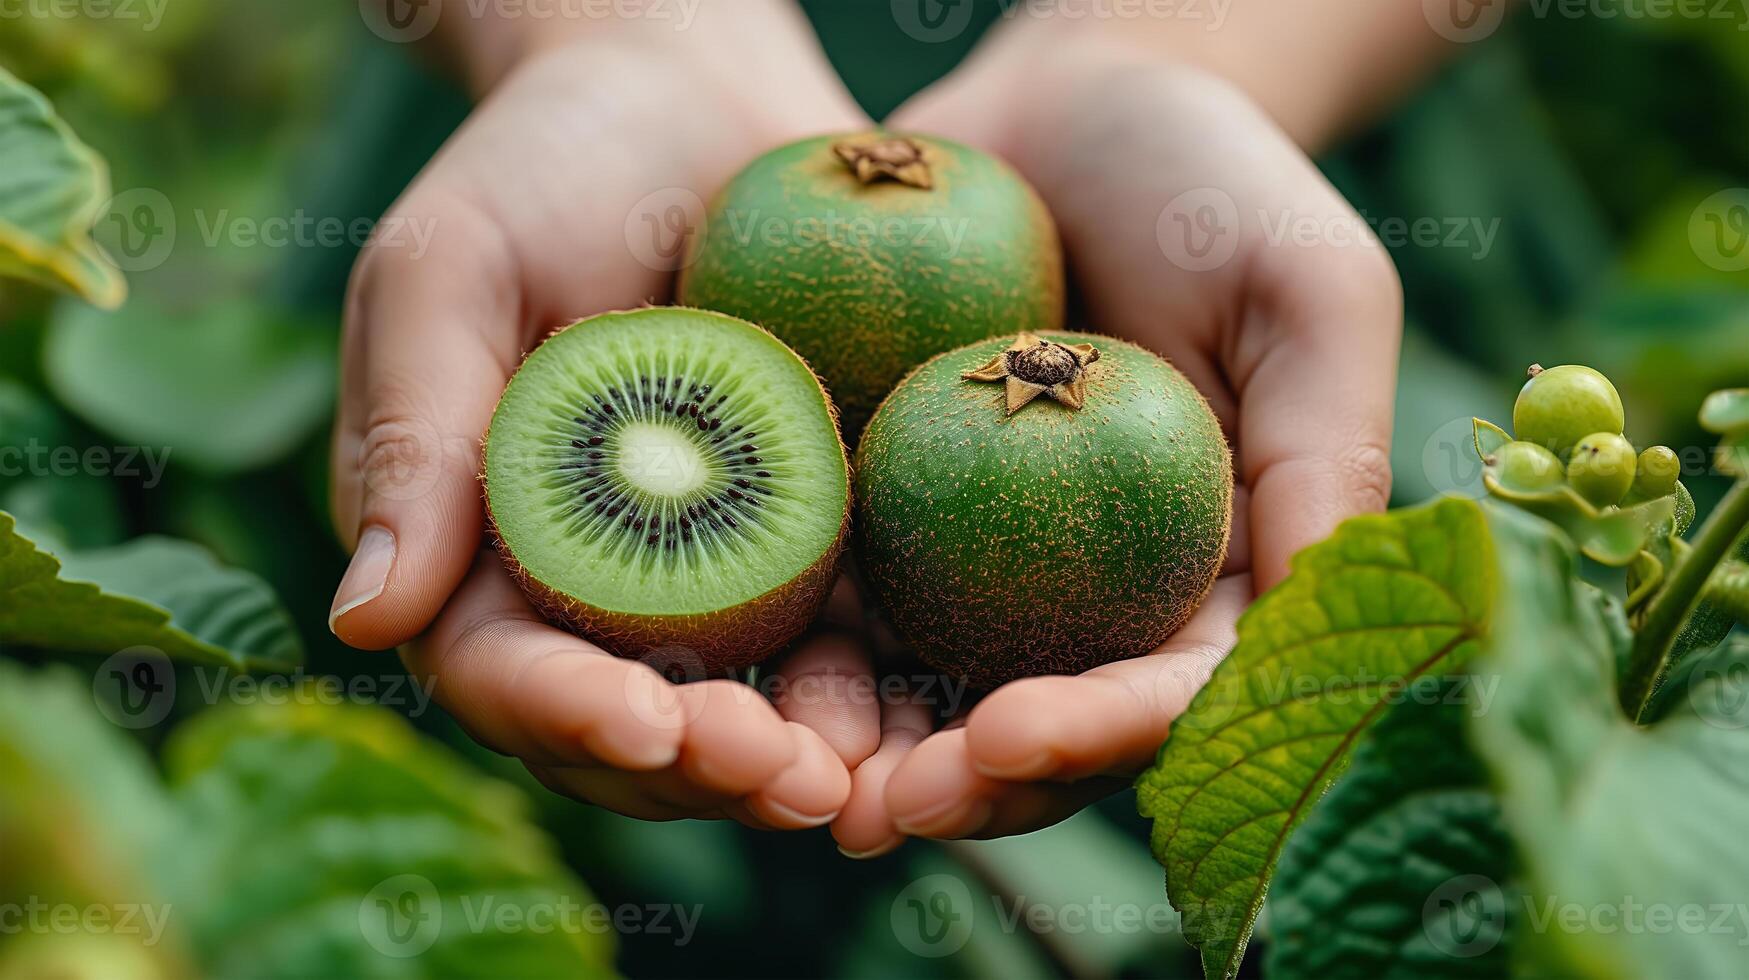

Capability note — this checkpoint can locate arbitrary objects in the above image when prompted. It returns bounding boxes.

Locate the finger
[742,723,853,829]
[769,631,881,769]
[407,553,687,771]
[884,728,1000,840]
[951,779,1127,841]
[527,765,714,823]
[674,680,797,797]
[886,729,1130,841]
[330,189,524,649]
[832,693,933,859]
[963,577,1249,782]
[1237,246,1402,590]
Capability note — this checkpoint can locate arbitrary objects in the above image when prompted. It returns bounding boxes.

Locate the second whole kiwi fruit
[854,331,1234,689]
[679,132,1066,440]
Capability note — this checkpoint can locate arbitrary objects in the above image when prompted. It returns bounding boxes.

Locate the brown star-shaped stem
[832,135,933,189]
[963,333,1101,415]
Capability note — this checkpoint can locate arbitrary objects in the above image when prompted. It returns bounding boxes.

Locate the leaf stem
[1623,478,1749,721]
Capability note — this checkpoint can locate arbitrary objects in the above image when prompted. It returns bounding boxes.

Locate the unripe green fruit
[679,132,1065,440]
[854,332,1232,689]
[1512,364,1625,455]
[1568,432,1637,507]
[1633,445,1681,499]
[1490,441,1565,492]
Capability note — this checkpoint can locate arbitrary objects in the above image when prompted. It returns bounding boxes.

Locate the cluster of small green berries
[1493,364,1680,508]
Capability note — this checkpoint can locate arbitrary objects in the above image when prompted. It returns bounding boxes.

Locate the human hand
[328,4,878,824]
[830,34,1402,853]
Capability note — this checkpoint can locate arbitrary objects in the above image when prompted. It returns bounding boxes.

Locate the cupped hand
[328,9,878,824]
[831,38,1403,854]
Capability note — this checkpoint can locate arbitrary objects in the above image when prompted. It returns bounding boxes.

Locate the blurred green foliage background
[0,1,1745,977]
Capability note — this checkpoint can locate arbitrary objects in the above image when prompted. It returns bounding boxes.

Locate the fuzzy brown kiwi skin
[482,308,853,676]
[853,331,1234,690]
[489,514,849,676]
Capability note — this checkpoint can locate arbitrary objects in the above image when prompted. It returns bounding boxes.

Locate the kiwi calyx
[831,135,933,189]
[962,332,1102,415]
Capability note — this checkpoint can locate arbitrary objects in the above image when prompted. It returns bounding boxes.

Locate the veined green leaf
[160,693,619,979]
[0,66,125,309]
[1137,498,1495,980]
[0,663,619,980]
[1268,681,1517,980]
[1472,506,1749,978]
[0,511,301,670]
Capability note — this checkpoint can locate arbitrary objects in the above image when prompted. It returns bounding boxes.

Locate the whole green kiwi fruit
[1488,440,1566,493]
[679,132,1065,440]
[1512,363,1625,455]
[1567,431,1637,507]
[1632,445,1681,500]
[853,331,1233,689]
[484,308,850,673]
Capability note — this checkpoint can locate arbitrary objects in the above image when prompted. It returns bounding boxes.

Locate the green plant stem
[1624,479,1749,721]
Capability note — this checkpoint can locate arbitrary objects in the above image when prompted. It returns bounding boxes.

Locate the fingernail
[758,801,839,829]
[329,526,396,634]
[601,733,681,772]
[838,838,902,860]
[974,750,1055,781]
[894,798,991,838]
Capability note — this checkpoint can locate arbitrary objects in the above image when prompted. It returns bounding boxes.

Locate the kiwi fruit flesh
[485,308,850,673]
[678,132,1065,440]
[854,331,1233,689]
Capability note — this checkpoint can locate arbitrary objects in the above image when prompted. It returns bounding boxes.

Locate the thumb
[329,199,522,649]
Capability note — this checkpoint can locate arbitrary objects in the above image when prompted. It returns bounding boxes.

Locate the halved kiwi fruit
[484,308,850,673]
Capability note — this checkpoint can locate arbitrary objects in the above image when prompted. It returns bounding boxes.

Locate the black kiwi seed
[549,359,792,564]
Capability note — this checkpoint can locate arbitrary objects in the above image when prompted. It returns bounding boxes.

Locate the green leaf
[1472,418,1510,460]
[1268,681,1517,980]
[0,663,619,980]
[1665,529,1749,682]
[45,299,336,475]
[159,693,619,979]
[1699,389,1749,435]
[0,66,125,309]
[1472,506,1749,978]
[0,661,191,979]
[1700,389,1749,477]
[0,511,301,670]
[1484,472,1672,567]
[1137,498,1495,980]
[1645,636,1749,724]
